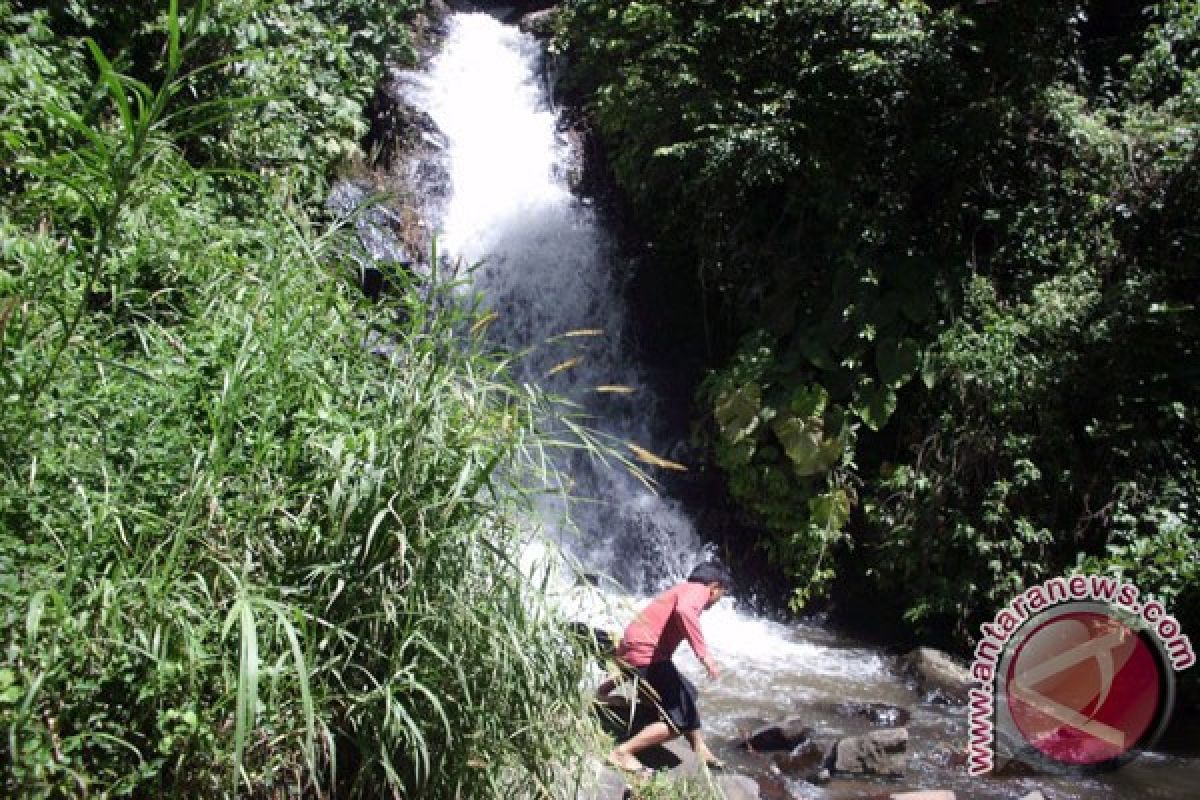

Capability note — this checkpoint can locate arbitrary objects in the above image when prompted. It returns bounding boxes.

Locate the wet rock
[734,716,771,737]
[889,792,955,800]
[518,8,559,38]
[992,756,1038,778]
[772,740,824,776]
[365,75,445,169]
[756,773,793,800]
[927,745,968,769]
[808,766,831,785]
[574,762,630,800]
[901,647,971,704]
[717,774,762,800]
[827,701,912,727]
[829,727,908,777]
[648,737,694,774]
[325,182,415,299]
[739,718,813,751]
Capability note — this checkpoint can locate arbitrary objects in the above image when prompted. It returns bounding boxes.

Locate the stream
[373,11,1197,799]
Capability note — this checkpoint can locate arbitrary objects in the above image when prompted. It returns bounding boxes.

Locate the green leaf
[713,382,761,445]
[876,337,920,388]
[919,347,939,389]
[853,383,897,431]
[167,0,182,74]
[86,39,135,149]
[772,412,842,476]
[808,488,851,532]
[787,382,828,417]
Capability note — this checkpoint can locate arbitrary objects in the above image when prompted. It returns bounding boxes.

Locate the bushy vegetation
[2,1,598,796]
[559,0,1198,649]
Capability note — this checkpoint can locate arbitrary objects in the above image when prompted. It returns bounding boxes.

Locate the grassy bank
[2,1,599,795]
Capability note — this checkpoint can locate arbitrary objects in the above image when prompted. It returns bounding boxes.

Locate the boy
[602,561,732,776]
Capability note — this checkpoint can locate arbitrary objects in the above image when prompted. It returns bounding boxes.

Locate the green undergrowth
[2,1,602,796]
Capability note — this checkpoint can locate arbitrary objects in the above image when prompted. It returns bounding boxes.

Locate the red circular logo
[1005,610,1163,766]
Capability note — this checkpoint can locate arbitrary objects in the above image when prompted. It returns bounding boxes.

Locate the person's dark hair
[687,561,733,590]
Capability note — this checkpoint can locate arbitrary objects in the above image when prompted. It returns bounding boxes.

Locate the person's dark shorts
[630,660,701,733]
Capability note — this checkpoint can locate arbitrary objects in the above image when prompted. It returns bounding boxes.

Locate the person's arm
[677,588,720,679]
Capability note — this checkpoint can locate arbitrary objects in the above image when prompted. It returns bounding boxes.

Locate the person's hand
[704,655,720,680]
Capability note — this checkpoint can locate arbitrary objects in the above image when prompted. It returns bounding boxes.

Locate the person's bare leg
[684,728,721,767]
[608,721,675,772]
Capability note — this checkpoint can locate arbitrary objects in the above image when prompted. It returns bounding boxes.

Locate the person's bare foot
[606,748,652,779]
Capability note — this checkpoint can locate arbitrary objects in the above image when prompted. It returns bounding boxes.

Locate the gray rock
[830,727,908,777]
[573,761,630,800]
[889,792,955,800]
[1019,793,1047,800]
[739,717,813,751]
[518,8,560,38]
[717,774,761,800]
[901,647,972,704]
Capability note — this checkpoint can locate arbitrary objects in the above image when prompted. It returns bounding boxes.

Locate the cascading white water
[405,13,703,593]
[395,13,1198,799]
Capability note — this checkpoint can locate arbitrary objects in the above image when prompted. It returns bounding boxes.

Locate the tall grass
[1,3,600,796]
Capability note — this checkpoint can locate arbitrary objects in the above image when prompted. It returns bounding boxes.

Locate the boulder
[901,647,972,703]
[830,727,908,777]
[717,775,761,800]
[733,716,770,739]
[739,718,813,751]
[889,792,955,800]
[573,760,631,800]
[755,774,793,800]
[772,740,824,776]
[518,8,559,38]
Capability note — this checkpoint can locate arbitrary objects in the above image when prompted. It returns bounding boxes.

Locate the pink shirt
[617,582,710,667]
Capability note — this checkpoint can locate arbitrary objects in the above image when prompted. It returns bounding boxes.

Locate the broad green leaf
[876,337,920,388]
[713,382,761,445]
[787,382,828,417]
[772,413,841,476]
[808,488,852,532]
[853,383,897,431]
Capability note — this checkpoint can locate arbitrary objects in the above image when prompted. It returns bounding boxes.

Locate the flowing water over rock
[392,12,1197,800]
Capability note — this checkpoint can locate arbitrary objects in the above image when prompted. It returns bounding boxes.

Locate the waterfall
[403,13,703,593]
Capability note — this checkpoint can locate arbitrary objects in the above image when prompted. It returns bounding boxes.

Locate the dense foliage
[2,1,598,796]
[559,0,1198,648]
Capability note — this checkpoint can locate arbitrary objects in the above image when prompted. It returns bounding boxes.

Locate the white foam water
[404,13,703,592]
